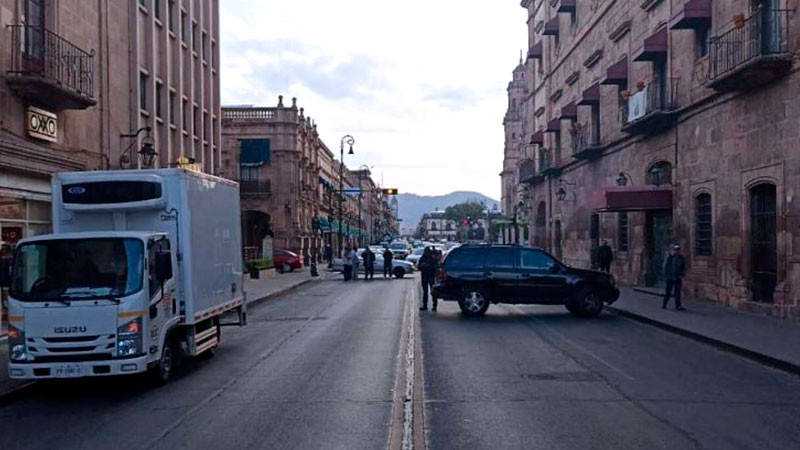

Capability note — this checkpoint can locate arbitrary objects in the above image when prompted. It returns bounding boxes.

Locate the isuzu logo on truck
[54,326,87,334]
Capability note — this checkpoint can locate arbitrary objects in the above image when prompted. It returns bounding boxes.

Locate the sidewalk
[609,287,800,373]
[0,268,319,399]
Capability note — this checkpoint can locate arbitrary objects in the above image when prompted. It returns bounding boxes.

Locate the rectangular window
[139,0,146,8]
[192,22,198,52]
[203,112,209,141]
[202,31,207,61]
[153,0,160,19]
[168,1,175,31]
[139,72,148,112]
[618,212,629,252]
[695,194,713,255]
[182,99,188,130]
[695,27,709,59]
[169,92,176,124]
[240,166,259,182]
[181,11,187,42]
[155,83,163,118]
[193,106,199,136]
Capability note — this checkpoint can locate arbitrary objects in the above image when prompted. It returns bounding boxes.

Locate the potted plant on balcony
[733,14,745,29]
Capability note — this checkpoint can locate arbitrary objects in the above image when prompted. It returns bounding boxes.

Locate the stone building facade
[499,60,530,245]
[0,0,220,248]
[509,0,800,319]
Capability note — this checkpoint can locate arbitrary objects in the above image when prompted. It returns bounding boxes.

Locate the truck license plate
[54,364,84,378]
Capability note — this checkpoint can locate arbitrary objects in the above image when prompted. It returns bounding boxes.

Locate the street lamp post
[338,135,355,257]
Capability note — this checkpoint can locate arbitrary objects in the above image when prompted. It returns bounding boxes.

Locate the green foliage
[243,259,272,272]
[444,200,486,225]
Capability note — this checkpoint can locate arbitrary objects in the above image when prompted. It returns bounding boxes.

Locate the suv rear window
[444,247,485,270]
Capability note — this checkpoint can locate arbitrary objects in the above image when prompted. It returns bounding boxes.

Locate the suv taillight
[436,267,446,285]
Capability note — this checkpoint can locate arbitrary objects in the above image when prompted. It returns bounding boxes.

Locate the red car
[274,249,304,273]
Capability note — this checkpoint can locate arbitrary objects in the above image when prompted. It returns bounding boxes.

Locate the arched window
[694,193,713,256]
[647,161,672,186]
[431,221,438,231]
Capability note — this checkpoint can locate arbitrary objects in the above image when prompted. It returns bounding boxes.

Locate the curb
[607,305,800,377]
[246,279,314,308]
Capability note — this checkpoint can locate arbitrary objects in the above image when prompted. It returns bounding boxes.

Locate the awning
[557,0,576,13]
[530,130,544,145]
[590,186,673,212]
[669,0,712,30]
[577,82,600,106]
[545,118,561,132]
[240,139,271,167]
[527,41,543,60]
[542,16,559,36]
[559,101,578,120]
[601,57,628,87]
[633,27,668,62]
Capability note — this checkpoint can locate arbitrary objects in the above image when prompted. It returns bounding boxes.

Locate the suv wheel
[573,288,603,317]
[458,289,490,317]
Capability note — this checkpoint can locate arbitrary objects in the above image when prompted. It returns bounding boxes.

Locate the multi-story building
[419,210,457,241]
[510,0,799,318]
[1,0,219,246]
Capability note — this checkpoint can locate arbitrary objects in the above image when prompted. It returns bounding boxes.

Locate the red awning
[559,101,578,120]
[528,41,543,60]
[590,186,673,212]
[545,118,561,132]
[670,0,712,30]
[577,82,600,106]
[633,27,668,62]
[601,57,628,87]
[557,0,576,13]
[530,130,544,145]
[542,16,559,36]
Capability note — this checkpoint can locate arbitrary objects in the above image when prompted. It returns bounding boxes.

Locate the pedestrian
[418,247,438,311]
[324,245,333,265]
[363,247,376,280]
[597,239,614,273]
[383,247,394,279]
[350,247,361,281]
[663,244,687,311]
[343,247,354,282]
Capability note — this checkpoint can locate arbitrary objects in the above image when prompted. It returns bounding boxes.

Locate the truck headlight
[117,317,143,357]
[9,325,28,362]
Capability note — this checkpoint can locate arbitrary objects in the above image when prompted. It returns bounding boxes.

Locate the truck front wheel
[150,338,176,386]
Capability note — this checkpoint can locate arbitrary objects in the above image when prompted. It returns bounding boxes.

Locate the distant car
[433,245,619,317]
[406,247,426,266]
[274,249,304,273]
[331,250,414,278]
[389,241,411,260]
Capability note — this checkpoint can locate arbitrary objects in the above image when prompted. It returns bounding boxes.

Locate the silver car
[331,250,414,278]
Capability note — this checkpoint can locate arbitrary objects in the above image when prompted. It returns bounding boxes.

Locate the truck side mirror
[156,252,172,283]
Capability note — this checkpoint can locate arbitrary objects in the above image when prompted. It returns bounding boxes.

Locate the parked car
[274,249,304,273]
[433,245,619,317]
[331,250,414,278]
[406,247,426,266]
[389,241,411,260]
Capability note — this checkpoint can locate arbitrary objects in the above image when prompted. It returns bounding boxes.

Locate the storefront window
[0,195,52,246]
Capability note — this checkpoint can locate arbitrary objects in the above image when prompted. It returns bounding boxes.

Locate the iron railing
[621,78,678,126]
[709,8,790,81]
[8,25,94,97]
[571,125,602,155]
[240,180,271,193]
[222,107,276,121]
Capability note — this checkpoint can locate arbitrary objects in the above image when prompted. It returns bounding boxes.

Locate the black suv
[432,245,619,317]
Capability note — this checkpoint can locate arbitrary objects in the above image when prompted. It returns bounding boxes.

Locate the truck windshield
[10,238,144,301]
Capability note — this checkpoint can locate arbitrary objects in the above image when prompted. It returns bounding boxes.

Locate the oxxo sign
[27,106,58,143]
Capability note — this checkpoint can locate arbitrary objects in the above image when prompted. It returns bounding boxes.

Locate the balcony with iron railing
[708,8,792,91]
[6,25,95,110]
[540,150,563,178]
[570,124,604,161]
[621,78,679,135]
[518,158,544,184]
[240,179,271,195]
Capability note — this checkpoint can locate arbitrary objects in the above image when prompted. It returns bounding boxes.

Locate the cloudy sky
[220,1,527,200]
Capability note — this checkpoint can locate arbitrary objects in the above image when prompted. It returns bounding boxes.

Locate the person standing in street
[363,247,376,280]
[350,247,361,281]
[663,244,687,311]
[343,247,354,282]
[418,247,438,311]
[383,247,394,279]
[325,245,333,268]
[597,240,614,273]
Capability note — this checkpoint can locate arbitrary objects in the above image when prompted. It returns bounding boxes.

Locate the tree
[444,201,486,240]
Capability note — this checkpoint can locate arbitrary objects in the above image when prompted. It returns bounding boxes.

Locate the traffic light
[382,188,398,195]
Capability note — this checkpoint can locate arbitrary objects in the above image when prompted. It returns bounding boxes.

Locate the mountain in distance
[396,191,500,230]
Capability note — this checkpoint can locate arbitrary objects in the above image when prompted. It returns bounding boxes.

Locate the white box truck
[2,169,246,383]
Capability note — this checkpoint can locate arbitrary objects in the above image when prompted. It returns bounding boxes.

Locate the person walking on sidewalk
[383,247,394,279]
[663,244,687,311]
[418,247,438,311]
[363,247,376,280]
[597,240,614,273]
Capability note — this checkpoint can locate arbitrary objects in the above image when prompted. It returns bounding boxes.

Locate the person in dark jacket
[363,247,376,280]
[597,240,614,272]
[418,247,438,311]
[663,244,687,310]
[383,248,394,279]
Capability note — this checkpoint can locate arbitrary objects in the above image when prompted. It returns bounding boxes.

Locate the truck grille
[27,334,117,362]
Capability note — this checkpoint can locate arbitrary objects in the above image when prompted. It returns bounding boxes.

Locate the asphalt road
[0,277,412,450]
[3,275,800,450]
[421,301,800,450]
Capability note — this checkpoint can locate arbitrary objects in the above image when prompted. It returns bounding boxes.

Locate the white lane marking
[402,286,417,450]
[508,305,636,381]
